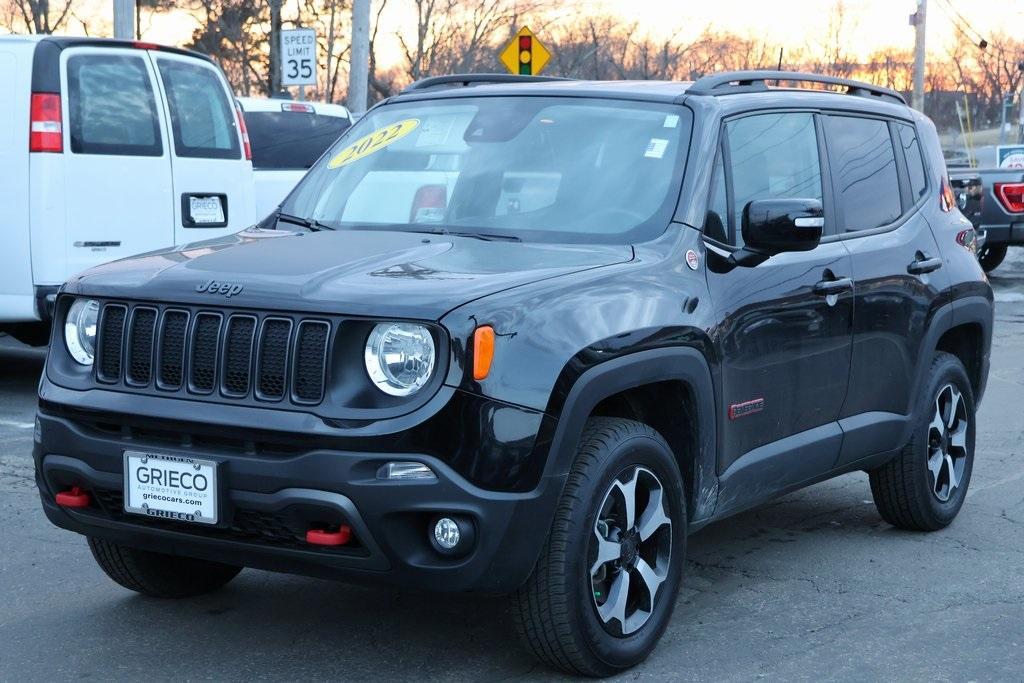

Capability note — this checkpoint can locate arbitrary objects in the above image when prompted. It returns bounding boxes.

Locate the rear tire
[869,352,975,531]
[88,537,242,598]
[978,243,1007,272]
[511,417,686,677]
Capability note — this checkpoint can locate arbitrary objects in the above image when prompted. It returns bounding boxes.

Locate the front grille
[94,302,330,406]
[189,313,222,393]
[97,304,127,382]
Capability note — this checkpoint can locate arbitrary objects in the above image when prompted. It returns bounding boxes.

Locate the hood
[67,228,633,319]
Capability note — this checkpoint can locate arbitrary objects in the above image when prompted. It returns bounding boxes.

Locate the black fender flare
[541,346,719,524]
[902,295,993,445]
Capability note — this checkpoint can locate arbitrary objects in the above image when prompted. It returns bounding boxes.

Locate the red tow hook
[306,525,352,547]
[55,486,91,509]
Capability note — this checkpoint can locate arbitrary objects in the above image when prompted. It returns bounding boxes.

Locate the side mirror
[730,198,823,267]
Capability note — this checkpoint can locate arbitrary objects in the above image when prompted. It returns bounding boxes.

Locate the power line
[934,0,988,49]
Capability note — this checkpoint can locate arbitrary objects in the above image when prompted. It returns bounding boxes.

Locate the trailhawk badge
[195,279,244,297]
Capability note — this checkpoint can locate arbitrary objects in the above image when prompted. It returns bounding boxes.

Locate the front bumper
[34,404,565,594]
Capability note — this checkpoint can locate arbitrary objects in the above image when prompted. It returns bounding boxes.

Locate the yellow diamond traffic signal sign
[499,27,551,76]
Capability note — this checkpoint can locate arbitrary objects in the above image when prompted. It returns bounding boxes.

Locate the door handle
[813,276,853,296]
[907,254,943,275]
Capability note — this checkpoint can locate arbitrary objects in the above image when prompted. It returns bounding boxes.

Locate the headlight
[364,322,436,396]
[64,298,100,366]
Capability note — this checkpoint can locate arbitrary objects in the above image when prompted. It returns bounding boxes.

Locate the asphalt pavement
[2,251,1024,681]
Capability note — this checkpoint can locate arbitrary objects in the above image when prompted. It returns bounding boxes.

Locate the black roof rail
[401,73,572,93]
[687,70,906,105]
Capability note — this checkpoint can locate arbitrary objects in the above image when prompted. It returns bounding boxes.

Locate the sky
[132,0,1023,66]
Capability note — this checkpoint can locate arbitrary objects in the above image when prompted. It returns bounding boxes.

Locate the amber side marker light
[473,326,495,380]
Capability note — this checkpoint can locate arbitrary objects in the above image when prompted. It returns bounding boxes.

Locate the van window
[157,59,240,159]
[824,116,901,232]
[244,111,350,169]
[67,54,162,156]
[725,112,822,247]
[897,123,928,202]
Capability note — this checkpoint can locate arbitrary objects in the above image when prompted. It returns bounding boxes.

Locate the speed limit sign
[281,28,316,86]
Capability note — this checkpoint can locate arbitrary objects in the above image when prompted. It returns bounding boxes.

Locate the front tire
[869,352,976,531]
[511,417,686,677]
[88,537,242,598]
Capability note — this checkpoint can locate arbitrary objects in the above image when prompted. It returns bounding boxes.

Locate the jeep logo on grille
[195,280,244,298]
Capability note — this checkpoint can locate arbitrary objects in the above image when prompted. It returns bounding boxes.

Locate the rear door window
[824,116,901,232]
[156,59,240,159]
[67,54,162,156]
[244,111,350,169]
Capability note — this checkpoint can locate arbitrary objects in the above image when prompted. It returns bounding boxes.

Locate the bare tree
[5,0,74,34]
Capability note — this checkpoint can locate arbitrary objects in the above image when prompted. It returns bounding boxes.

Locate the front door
[58,46,173,280]
[704,111,854,491]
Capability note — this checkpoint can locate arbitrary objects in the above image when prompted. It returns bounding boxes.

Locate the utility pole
[911,0,927,111]
[348,0,370,115]
[113,0,135,40]
[269,0,283,96]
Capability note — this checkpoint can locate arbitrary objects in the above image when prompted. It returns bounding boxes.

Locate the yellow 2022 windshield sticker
[327,118,420,168]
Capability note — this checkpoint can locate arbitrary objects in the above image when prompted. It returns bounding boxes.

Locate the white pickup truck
[236,97,352,218]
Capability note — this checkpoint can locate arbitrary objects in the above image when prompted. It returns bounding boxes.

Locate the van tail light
[409,184,447,223]
[29,93,63,153]
[994,182,1024,214]
[234,101,251,161]
[940,177,956,212]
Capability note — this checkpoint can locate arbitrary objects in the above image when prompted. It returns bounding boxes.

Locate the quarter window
[157,59,240,159]
[67,54,162,156]
[724,112,822,247]
[824,116,901,232]
[897,123,928,202]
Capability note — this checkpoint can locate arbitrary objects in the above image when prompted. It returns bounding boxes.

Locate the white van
[236,97,351,217]
[0,35,256,344]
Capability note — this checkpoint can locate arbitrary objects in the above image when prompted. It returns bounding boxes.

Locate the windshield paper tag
[663,114,679,128]
[644,138,669,159]
[328,118,420,168]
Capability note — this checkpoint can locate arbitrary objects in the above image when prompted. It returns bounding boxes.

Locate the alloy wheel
[926,383,969,503]
[589,466,672,636]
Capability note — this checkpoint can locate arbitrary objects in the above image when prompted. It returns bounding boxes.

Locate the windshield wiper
[276,212,334,232]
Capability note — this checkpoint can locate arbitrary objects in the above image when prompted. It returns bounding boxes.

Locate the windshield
[281,96,692,243]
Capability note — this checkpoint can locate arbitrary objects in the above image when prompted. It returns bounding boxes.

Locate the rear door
[58,46,173,279]
[823,115,950,466]
[150,52,255,243]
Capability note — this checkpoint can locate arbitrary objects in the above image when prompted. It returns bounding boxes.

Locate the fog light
[429,514,475,557]
[434,517,460,549]
[376,461,436,481]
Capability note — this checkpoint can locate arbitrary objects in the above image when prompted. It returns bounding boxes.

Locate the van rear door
[150,52,256,242]
[55,46,174,280]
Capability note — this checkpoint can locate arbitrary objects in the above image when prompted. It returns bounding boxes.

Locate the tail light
[29,93,63,153]
[281,102,315,113]
[409,184,447,223]
[940,176,956,212]
[234,101,251,161]
[994,182,1024,214]
[956,228,978,255]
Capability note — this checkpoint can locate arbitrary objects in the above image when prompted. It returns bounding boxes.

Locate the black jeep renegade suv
[35,71,993,676]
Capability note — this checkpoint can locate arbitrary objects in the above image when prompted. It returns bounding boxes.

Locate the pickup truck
[948,167,1024,272]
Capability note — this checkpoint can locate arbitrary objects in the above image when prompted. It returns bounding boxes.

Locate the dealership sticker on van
[189,196,226,224]
[123,451,218,525]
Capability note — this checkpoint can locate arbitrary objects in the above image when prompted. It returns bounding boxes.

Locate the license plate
[189,196,225,224]
[123,451,218,525]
